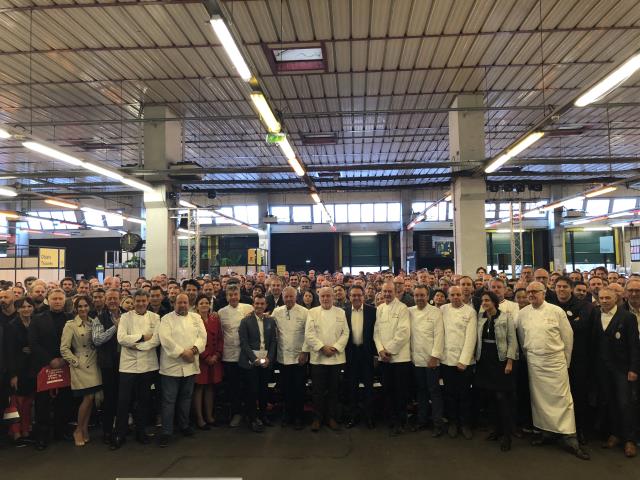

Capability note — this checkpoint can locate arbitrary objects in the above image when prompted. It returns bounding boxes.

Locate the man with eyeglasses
[517,281,589,460]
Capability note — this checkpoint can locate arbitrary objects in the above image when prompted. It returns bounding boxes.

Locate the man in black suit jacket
[238,294,277,433]
[28,288,73,449]
[266,277,284,314]
[594,287,640,458]
[344,285,377,428]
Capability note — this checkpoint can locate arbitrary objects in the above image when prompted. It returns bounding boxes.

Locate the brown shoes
[327,419,340,431]
[311,420,321,432]
[602,435,621,449]
[624,442,637,458]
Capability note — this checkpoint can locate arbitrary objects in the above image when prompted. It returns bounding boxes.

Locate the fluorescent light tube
[583,227,612,231]
[278,137,296,161]
[82,162,124,181]
[45,198,79,209]
[350,232,377,236]
[585,185,617,198]
[540,196,585,212]
[444,194,452,202]
[250,92,281,133]
[23,141,84,166]
[210,16,252,81]
[310,192,321,204]
[0,186,18,197]
[82,206,108,216]
[124,217,145,225]
[0,211,19,219]
[485,132,544,173]
[121,177,154,192]
[89,226,109,232]
[575,52,640,107]
[287,157,305,176]
[179,199,198,209]
[610,222,631,228]
[0,127,11,139]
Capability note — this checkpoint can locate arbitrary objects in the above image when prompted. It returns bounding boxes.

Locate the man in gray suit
[239,294,277,433]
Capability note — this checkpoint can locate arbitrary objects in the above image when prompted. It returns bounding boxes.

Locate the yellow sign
[256,249,263,266]
[276,264,286,276]
[39,248,59,268]
[247,248,256,265]
[59,249,66,268]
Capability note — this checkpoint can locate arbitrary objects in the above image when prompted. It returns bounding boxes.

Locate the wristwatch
[191,346,199,355]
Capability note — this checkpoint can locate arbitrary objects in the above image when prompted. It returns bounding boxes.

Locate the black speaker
[498,253,509,271]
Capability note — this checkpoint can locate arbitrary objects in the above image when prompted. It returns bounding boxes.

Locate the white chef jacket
[158,311,207,377]
[117,310,160,373]
[273,303,307,365]
[218,303,253,362]
[517,301,573,366]
[441,303,477,367]
[304,306,349,365]
[409,304,444,367]
[374,298,411,363]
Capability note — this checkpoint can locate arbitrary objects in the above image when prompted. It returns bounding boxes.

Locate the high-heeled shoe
[73,430,85,447]
[83,430,91,443]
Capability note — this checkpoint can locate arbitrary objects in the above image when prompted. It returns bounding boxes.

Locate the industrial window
[498,203,520,219]
[387,203,401,222]
[360,203,374,222]
[292,206,312,223]
[485,203,496,220]
[424,203,439,221]
[447,203,454,220]
[348,204,361,223]
[412,202,426,214]
[563,197,584,211]
[585,199,610,217]
[82,210,104,227]
[334,204,348,223]
[197,210,216,225]
[312,204,324,223]
[104,212,124,227]
[270,206,290,223]
[215,207,235,225]
[523,201,548,218]
[245,205,259,225]
[322,204,334,223]
[374,203,387,222]
[611,198,637,213]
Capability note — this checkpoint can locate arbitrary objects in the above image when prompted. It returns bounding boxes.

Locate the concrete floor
[1,425,638,480]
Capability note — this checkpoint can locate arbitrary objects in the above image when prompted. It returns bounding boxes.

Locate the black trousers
[100,366,119,435]
[279,363,306,422]
[597,363,638,442]
[223,361,243,416]
[486,390,514,438]
[34,387,72,443]
[442,365,474,427]
[114,371,155,438]
[243,367,270,422]
[569,364,590,435]
[311,364,341,422]
[380,362,410,426]
[346,347,374,422]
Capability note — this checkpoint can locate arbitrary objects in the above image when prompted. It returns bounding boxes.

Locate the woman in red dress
[192,294,224,429]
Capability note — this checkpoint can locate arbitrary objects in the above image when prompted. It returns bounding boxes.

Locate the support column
[400,190,413,272]
[548,185,565,272]
[142,106,181,277]
[449,95,487,275]
[257,193,270,271]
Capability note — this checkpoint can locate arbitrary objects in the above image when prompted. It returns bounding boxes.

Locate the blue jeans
[414,366,444,426]
[161,375,195,435]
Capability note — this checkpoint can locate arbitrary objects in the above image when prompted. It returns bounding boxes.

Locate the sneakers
[229,414,243,428]
[250,419,264,433]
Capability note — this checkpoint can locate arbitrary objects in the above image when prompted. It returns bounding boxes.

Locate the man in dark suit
[266,276,284,314]
[594,287,640,458]
[344,285,377,428]
[28,288,73,450]
[238,294,277,433]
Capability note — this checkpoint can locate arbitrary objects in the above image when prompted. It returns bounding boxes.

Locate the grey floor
[1,424,638,480]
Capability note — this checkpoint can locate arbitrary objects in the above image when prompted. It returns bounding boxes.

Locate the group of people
[0,266,638,461]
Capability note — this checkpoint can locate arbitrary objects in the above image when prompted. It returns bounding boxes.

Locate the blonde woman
[60,295,102,446]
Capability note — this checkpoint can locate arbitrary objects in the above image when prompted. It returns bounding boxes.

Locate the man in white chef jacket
[517,282,590,460]
[218,284,253,427]
[273,286,308,429]
[375,281,411,436]
[304,286,349,432]
[409,284,445,436]
[441,286,477,440]
[490,278,520,325]
[158,293,206,447]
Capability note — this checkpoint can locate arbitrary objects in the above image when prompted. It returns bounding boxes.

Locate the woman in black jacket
[7,297,37,445]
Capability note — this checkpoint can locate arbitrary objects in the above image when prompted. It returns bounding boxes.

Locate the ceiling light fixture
[582,227,612,231]
[179,199,198,209]
[209,16,252,82]
[310,192,321,204]
[89,226,109,232]
[23,141,84,166]
[575,52,640,107]
[0,186,18,197]
[0,127,11,139]
[0,210,19,219]
[121,177,154,193]
[124,217,145,225]
[82,162,124,181]
[539,196,585,212]
[44,198,79,209]
[585,185,618,198]
[485,132,545,173]
[350,232,377,236]
[250,92,281,133]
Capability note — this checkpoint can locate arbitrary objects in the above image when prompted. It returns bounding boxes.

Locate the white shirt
[374,298,411,363]
[350,307,364,346]
[409,304,444,367]
[500,299,520,326]
[117,310,160,373]
[158,311,207,377]
[273,304,307,365]
[255,314,265,350]
[441,303,477,367]
[218,303,253,362]
[601,305,617,331]
[517,301,573,366]
[304,306,349,365]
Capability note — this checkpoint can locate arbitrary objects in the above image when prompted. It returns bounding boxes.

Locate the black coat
[7,318,36,395]
[593,307,640,374]
[28,309,73,375]
[94,309,121,370]
[266,294,285,314]
[238,314,277,370]
[344,303,377,362]
[553,295,595,370]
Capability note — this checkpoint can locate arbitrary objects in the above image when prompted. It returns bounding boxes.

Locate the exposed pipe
[0,0,201,14]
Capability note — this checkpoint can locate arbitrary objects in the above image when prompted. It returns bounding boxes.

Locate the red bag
[37,365,71,393]
[2,397,20,425]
